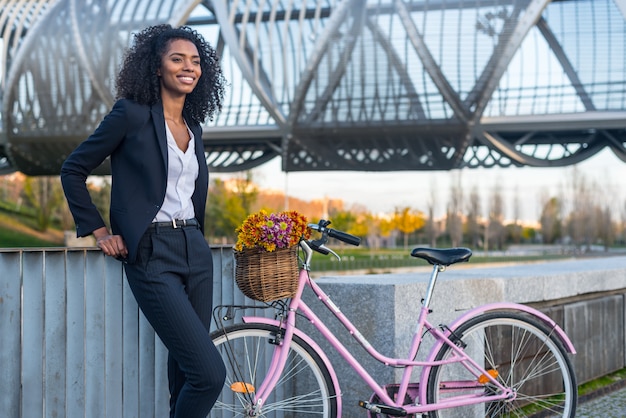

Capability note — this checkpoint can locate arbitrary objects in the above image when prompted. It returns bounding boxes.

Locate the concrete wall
[1,248,625,418]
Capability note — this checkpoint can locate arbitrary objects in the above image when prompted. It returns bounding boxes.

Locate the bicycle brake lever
[319,245,341,261]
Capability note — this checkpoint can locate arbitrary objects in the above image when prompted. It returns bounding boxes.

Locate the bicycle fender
[431,302,576,357]
[242,316,343,416]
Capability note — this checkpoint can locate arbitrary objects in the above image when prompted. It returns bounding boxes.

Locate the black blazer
[61,99,208,264]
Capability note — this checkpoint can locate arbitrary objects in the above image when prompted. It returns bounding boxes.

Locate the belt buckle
[172,219,188,228]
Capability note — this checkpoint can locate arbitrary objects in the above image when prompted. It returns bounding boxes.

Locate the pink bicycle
[210,220,577,417]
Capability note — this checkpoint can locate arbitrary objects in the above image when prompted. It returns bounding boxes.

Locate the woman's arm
[60,100,129,238]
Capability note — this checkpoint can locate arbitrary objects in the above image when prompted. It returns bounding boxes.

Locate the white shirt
[153,121,198,222]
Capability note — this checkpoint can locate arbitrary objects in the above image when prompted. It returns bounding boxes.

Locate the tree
[206,178,256,243]
[378,216,394,236]
[229,171,258,215]
[596,205,614,251]
[22,176,64,231]
[487,182,505,251]
[348,211,370,240]
[565,168,595,251]
[510,185,522,244]
[393,206,426,249]
[57,198,75,231]
[539,194,561,244]
[326,209,357,237]
[87,177,112,229]
[446,173,463,247]
[425,178,441,247]
[361,213,384,249]
[466,185,482,248]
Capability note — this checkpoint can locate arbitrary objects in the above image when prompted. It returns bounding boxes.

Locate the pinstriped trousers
[124,223,226,418]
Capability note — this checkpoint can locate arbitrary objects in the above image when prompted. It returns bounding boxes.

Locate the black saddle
[410,247,472,266]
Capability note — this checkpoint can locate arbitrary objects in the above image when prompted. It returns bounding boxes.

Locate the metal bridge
[1,0,625,176]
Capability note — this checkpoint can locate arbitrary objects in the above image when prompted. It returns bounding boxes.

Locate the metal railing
[0,245,250,418]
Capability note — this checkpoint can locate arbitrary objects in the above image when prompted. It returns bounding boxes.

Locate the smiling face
[157,38,202,98]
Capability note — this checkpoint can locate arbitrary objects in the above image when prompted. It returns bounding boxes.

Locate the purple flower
[260,213,293,249]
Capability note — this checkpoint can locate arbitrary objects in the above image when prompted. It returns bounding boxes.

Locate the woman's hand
[93,227,128,259]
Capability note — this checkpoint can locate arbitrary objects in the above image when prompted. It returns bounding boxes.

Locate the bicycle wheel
[426,311,576,418]
[209,323,338,417]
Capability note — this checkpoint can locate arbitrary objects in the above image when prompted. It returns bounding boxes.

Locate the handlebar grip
[328,229,361,246]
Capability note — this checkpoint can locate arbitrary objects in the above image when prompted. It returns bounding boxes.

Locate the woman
[61,24,227,417]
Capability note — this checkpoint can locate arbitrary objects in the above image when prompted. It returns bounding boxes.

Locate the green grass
[578,367,626,398]
[0,225,62,247]
[0,203,64,248]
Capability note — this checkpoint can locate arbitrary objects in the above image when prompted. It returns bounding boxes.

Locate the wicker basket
[234,246,299,302]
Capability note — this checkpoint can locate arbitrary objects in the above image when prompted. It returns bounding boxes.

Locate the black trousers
[124,223,225,418]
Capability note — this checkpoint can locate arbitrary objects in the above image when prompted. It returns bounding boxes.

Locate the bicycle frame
[240,243,576,416]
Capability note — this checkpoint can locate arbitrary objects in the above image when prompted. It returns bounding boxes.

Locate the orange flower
[235,210,311,252]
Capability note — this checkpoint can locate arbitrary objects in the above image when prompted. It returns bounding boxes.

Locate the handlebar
[327,228,361,246]
[305,219,361,256]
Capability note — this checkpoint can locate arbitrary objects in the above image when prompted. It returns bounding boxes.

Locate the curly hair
[115,24,226,124]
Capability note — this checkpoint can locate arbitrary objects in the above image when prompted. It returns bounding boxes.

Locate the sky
[214,147,626,223]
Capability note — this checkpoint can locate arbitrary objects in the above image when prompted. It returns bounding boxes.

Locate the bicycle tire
[426,311,577,418]
[209,323,338,417]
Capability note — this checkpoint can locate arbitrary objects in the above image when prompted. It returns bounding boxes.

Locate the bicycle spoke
[427,312,576,418]
[260,390,335,415]
[210,324,338,417]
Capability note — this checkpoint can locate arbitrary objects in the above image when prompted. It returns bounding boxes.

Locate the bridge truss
[1,0,625,176]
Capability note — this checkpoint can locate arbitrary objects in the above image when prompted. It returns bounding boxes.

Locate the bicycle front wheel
[209,323,338,418]
[426,312,576,418]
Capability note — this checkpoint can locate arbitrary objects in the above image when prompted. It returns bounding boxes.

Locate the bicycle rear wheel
[209,323,338,417]
[426,311,576,417]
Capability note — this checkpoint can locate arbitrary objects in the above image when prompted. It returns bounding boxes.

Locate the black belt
[150,218,198,229]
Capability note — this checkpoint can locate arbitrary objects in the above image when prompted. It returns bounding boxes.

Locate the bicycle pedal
[358,400,408,416]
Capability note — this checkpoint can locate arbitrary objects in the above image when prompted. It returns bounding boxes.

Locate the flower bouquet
[234,210,311,302]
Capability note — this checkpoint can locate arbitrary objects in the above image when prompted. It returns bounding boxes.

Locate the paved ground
[577,386,626,417]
